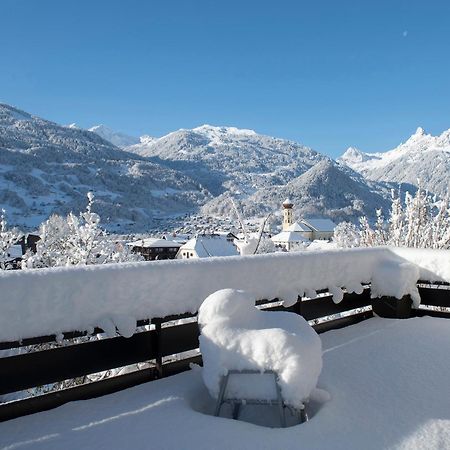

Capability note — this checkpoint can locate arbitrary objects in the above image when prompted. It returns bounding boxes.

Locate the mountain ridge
[2,103,436,232]
[338,126,450,198]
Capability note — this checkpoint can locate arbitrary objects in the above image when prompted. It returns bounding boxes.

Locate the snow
[271,230,308,243]
[301,218,337,232]
[127,238,182,249]
[179,235,239,258]
[192,124,257,139]
[338,126,450,201]
[306,240,337,251]
[371,261,421,307]
[1,247,450,343]
[88,125,139,148]
[198,289,322,408]
[1,317,449,449]
[287,222,310,232]
[6,244,22,259]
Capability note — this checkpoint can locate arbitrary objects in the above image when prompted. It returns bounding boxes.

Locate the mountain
[201,159,390,222]
[0,104,209,231]
[0,104,395,232]
[339,127,450,198]
[126,124,327,196]
[89,124,140,148]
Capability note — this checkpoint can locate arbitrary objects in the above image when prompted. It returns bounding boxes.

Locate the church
[271,199,336,250]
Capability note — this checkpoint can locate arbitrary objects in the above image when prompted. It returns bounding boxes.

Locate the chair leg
[274,374,286,428]
[300,406,308,423]
[232,402,241,420]
[214,373,229,417]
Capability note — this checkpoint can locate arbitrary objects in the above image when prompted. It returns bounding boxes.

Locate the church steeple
[282,198,294,231]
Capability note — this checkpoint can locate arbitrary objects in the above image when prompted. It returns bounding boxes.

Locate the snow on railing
[1,247,450,343]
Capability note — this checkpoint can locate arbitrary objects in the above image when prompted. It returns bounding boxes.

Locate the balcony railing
[1,247,449,422]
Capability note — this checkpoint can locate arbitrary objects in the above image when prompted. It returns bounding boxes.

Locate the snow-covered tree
[0,209,22,270]
[334,188,450,249]
[230,199,275,254]
[333,221,360,248]
[23,193,142,269]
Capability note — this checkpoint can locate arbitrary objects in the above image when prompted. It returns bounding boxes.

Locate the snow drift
[1,247,450,343]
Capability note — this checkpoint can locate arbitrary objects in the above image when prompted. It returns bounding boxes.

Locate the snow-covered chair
[198,289,322,426]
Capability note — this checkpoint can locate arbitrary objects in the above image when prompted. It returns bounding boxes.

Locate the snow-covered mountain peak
[192,124,257,138]
[338,126,450,200]
[89,124,139,148]
[139,134,158,145]
[339,146,377,165]
[413,126,426,137]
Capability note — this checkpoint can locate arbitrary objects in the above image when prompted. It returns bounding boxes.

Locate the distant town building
[2,234,41,269]
[128,238,182,261]
[272,200,337,249]
[17,234,41,254]
[300,218,336,241]
[282,198,294,231]
[177,234,239,259]
[271,227,309,251]
[1,244,23,269]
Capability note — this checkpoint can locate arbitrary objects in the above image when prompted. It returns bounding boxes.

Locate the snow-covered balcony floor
[2,316,449,450]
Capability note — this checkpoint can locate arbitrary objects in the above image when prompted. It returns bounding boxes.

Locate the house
[215,231,239,242]
[271,227,309,251]
[128,238,182,261]
[1,234,41,270]
[301,218,337,241]
[0,244,23,269]
[177,234,239,259]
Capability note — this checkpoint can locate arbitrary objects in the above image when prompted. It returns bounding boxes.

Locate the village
[2,199,337,269]
[127,200,336,261]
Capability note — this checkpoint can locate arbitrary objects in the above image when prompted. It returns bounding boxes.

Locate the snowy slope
[339,127,450,198]
[201,159,390,223]
[89,124,140,148]
[0,104,395,231]
[127,124,392,222]
[0,104,208,231]
[126,124,327,196]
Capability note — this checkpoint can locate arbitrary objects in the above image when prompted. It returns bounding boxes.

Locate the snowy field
[1,316,449,450]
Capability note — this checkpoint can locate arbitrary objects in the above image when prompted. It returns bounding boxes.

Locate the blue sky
[1,0,450,157]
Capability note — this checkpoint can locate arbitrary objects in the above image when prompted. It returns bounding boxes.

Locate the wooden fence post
[371,295,413,319]
[152,318,163,379]
[293,295,303,316]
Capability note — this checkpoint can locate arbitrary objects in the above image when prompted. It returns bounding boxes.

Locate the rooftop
[127,238,182,248]
[271,230,309,243]
[181,235,239,258]
[301,218,337,232]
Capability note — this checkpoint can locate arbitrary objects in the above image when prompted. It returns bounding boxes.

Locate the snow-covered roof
[301,218,337,232]
[214,231,239,239]
[7,244,23,258]
[180,235,239,257]
[128,238,182,248]
[271,230,308,243]
[282,198,293,207]
[287,222,311,233]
